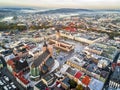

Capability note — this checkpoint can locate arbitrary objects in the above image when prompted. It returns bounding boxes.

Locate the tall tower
[42,41,47,52]
[47,45,53,56]
[56,30,60,40]
[30,64,40,81]
[42,41,53,56]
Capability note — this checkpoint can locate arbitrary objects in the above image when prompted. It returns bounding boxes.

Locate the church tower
[56,30,60,40]
[42,41,48,52]
[42,41,53,56]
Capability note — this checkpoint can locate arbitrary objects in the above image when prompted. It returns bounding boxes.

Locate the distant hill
[0,8,120,15]
[0,8,35,17]
[0,8,35,12]
[100,9,120,12]
[36,8,93,14]
[0,7,35,10]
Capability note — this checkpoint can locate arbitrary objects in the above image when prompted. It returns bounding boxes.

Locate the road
[0,56,26,90]
[113,50,120,63]
[1,67,26,90]
[0,56,7,67]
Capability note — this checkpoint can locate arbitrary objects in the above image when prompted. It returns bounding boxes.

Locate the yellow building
[49,39,74,52]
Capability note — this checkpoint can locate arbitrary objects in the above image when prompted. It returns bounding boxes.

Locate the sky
[0,0,120,9]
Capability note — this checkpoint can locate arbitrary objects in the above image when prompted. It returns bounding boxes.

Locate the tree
[13,16,17,20]
[68,79,77,89]
[76,84,83,90]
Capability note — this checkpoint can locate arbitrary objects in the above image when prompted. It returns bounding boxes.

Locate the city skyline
[0,0,120,9]
[0,0,120,90]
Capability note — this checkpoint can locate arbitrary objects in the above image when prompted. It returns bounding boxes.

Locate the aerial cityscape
[0,0,120,90]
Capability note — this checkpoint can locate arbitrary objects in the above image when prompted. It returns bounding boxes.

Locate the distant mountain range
[36,8,93,14]
[0,7,34,10]
[0,8,34,12]
[0,8,120,14]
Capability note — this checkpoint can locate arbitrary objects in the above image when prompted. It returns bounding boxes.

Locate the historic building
[30,42,54,81]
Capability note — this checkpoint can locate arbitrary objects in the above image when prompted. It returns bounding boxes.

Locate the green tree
[68,79,77,89]
[76,84,83,90]
[13,16,17,20]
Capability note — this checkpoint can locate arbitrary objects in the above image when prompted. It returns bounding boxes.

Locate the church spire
[43,41,47,47]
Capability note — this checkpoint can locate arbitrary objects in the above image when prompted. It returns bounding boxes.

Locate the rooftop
[85,43,117,60]
[33,49,50,67]
[74,71,83,79]
[14,59,29,72]
[62,77,70,87]
[68,56,85,67]
[35,81,47,90]
[88,78,104,90]
[43,73,54,81]
[66,67,77,76]
[45,57,54,67]
[41,65,48,73]
[110,66,120,83]
[82,75,91,86]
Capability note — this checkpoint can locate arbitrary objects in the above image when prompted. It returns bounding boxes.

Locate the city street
[1,67,25,90]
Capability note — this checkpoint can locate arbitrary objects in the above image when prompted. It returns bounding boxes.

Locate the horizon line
[0,6,120,10]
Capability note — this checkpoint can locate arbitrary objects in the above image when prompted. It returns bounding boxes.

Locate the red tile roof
[7,60,15,68]
[82,76,90,86]
[74,71,82,79]
[7,60,14,65]
[7,56,20,69]
[18,76,29,85]
[15,71,29,85]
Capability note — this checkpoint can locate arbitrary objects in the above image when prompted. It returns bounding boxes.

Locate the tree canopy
[68,79,77,89]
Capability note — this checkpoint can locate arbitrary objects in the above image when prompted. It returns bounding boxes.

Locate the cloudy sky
[0,0,120,9]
